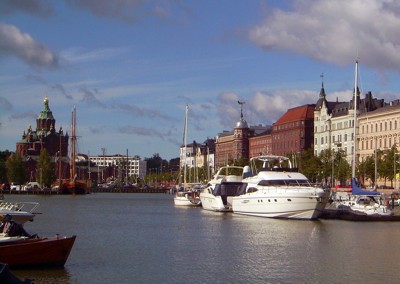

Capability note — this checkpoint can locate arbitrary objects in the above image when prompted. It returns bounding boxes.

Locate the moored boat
[332,178,392,216]
[330,61,391,217]
[59,106,87,195]
[232,155,330,219]
[0,202,39,224]
[200,165,247,212]
[174,190,202,206]
[0,235,76,269]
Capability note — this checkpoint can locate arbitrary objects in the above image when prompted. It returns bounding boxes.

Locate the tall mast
[70,106,76,180]
[183,105,188,186]
[352,61,358,179]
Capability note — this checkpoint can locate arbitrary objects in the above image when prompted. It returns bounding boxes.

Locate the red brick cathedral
[16,97,69,181]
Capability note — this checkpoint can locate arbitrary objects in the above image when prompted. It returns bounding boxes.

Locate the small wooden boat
[0,235,76,269]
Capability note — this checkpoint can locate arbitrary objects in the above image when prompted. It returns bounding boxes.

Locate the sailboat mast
[352,61,358,179]
[183,105,188,185]
[70,106,76,180]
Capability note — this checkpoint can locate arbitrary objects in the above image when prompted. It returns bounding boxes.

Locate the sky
[1,0,400,160]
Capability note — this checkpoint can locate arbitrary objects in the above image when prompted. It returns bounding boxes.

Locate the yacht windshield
[258,179,310,186]
[213,182,247,196]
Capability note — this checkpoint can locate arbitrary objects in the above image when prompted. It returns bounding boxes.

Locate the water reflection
[5,194,400,283]
[14,268,72,284]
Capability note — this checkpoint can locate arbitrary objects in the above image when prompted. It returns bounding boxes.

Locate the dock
[321,206,400,221]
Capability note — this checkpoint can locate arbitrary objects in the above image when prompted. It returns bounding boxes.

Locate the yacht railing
[0,201,40,213]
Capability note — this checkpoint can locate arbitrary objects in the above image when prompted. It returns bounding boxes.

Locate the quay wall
[1,187,172,195]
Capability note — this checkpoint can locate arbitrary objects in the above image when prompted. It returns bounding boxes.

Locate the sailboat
[59,106,87,195]
[334,60,391,216]
[173,105,201,206]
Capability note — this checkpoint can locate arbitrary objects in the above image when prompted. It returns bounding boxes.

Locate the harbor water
[7,193,400,283]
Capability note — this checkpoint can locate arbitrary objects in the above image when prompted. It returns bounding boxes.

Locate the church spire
[319,73,326,99]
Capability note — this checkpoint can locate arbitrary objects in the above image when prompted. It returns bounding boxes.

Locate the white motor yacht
[0,202,39,224]
[232,155,329,220]
[200,166,247,212]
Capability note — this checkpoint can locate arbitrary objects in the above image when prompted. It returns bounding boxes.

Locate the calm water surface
[7,193,400,284]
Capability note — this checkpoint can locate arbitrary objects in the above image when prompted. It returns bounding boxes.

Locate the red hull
[60,181,87,195]
[0,235,76,269]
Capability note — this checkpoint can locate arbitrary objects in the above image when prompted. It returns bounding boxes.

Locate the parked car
[10,182,22,191]
[24,182,41,191]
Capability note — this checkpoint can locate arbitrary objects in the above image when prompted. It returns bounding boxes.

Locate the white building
[358,101,400,160]
[89,155,147,180]
[179,139,215,182]
[314,79,384,165]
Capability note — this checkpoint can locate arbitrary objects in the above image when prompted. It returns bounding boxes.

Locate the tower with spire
[16,97,69,182]
[233,101,249,161]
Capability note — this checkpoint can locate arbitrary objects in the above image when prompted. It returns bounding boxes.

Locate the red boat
[0,235,76,269]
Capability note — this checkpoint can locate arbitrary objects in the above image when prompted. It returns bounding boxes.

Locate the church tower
[233,101,249,161]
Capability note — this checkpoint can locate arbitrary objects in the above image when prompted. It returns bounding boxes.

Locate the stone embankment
[1,186,172,195]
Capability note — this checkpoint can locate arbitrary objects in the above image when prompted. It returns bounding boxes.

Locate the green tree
[358,155,375,186]
[334,149,351,185]
[318,149,334,184]
[0,150,13,183]
[5,153,25,184]
[299,149,321,182]
[37,149,55,187]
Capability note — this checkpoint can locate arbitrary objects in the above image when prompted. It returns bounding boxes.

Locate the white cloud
[0,23,59,69]
[249,0,400,70]
[62,47,128,63]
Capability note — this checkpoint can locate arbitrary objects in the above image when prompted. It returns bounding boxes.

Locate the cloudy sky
[1,0,400,160]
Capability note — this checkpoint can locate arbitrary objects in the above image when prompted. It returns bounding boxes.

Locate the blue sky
[1,0,400,160]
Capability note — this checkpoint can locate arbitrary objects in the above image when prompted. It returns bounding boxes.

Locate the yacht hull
[232,191,327,220]
[200,195,232,212]
[174,192,201,207]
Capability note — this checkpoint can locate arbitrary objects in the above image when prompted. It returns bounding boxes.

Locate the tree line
[1,148,398,188]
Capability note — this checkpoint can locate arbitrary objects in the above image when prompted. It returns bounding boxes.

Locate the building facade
[89,155,147,183]
[179,139,215,182]
[314,80,384,165]
[358,101,400,161]
[248,130,272,158]
[15,97,70,182]
[272,104,315,156]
